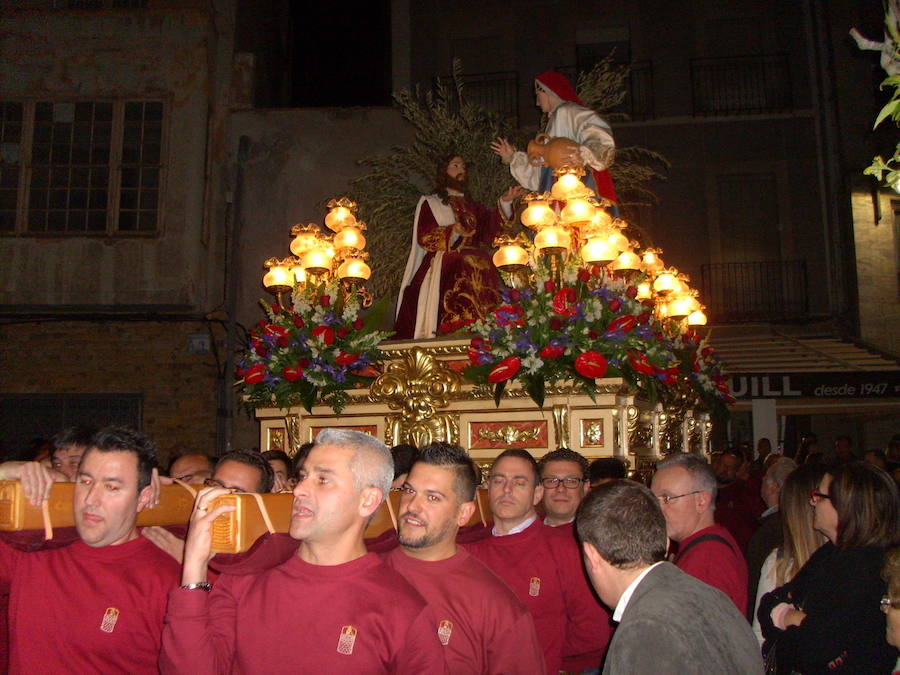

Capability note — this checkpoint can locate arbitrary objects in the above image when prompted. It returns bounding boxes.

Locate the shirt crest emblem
[529,576,541,597]
[337,625,357,655]
[438,619,453,645]
[100,607,120,633]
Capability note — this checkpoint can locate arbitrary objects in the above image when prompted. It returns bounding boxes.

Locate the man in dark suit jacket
[576,481,763,674]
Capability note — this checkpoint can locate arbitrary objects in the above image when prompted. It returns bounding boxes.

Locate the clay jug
[526,133,580,169]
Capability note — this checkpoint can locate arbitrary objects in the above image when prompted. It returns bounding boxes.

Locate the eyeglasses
[540,477,586,490]
[809,490,831,504]
[203,477,246,493]
[655,490,702,505]
[881,596,900,613]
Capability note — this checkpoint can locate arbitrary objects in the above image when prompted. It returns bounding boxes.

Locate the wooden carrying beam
[0,481,196,531]
[0,481,400,554]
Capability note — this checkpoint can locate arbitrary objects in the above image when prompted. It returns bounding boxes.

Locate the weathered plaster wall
[852,186,900,356]
[0,8,222,311]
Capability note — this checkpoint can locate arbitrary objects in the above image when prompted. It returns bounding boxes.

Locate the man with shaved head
[161,428,446,673]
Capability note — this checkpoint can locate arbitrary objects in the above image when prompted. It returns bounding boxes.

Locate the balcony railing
[557,62,655,120]
[436,71,518,121]
[700,260,808,323]
[691,54,792,116]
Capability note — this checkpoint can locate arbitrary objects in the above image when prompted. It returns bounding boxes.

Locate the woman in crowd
[759,461,900,673]
[882,547,900,672]
[751,464,827,644]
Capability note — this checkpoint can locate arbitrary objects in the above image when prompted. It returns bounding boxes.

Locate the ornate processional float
[237,172,732,478]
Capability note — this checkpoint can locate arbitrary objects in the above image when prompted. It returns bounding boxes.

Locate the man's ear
[582,480,591,497]
[582,541,603,573]
[695,490,712,513]
[136,484,154,513]
[359,486,383,519]
[532,484,544,506]
[456,500,476,527]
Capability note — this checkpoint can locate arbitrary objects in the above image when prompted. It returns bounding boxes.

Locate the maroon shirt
[385,547,544,674]
[463,519,612,674]
[0,534,180,674]
[161,552,447,674]
[675,524,748,612]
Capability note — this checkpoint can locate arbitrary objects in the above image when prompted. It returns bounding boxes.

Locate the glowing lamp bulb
[291,264,306,285]
[324,206,356,232]
[337,258,371,281]
[551,172,586,200]
[611,250,641,271]
[492,244,529,272]
[302,249,332,275]
[687,309,708,326]
[534,226,571,254]
[580,237,616,265]
[333,227,366,251]
[263,264,292,292]
[560,198,596,225]
[607,231,629,254]
[667,295,694,320]
[636,281,652,299]
[642,251,664,274]
[653,271,676,294]
[290,230,319,257]
[521,200,556,229]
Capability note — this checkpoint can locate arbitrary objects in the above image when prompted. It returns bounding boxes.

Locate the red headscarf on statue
[534,71,618,203]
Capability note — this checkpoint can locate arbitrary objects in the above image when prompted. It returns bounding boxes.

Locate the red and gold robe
[395,193,506,339]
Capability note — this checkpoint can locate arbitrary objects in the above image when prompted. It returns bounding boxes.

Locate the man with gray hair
[577,481,763,674]
[745,457,796,617]
[650,453,748,611]
[161,428,446,673]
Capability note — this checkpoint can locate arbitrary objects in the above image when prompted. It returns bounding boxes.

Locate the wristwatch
[180,581,212,591]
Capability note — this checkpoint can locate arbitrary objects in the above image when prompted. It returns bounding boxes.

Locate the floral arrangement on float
[235,198,392,415]
[459,168,733,418]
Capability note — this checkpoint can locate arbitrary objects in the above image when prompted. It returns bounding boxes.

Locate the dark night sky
[290,1,392,107]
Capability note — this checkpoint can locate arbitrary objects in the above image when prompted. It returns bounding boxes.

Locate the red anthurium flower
[574,351,608,378]
[312,325,335,346]
[701,346,715,358]
[552,288,577,317]
[628,351,655,375]
[282,364,303,381]
[625,286,638,299]
[293,315,305,329]
[540,344,564,359]
[271,304,282,314]
[608,298,622,312]
[715,380,730,394]
[320,295,331,308]
[244,364,266,384]
[487,356,521,383]
[353,318,365,331]
[591,265,604,277]
[470,336,485,350]
[607,315,636,333]
[468,347,482,365]
[577,268,591,283]
[636,312,651,325]
[544,280,556,293]
[235,366,245,378]
[335,352,359,366]
[508,289,521,302]
[254,343,268,357]
[337,327,349,339]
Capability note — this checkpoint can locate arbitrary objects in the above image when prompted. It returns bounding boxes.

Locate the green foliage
[348,58,669,303]
[862,5,900,190]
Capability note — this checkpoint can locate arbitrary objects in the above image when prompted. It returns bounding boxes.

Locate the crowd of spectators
[0,425,896,673]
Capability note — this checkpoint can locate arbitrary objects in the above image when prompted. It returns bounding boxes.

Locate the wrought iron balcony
[690,54,792,116]
[699,260,809,323]
[436,71,519,121]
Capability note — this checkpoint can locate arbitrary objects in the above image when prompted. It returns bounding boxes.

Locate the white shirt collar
[761,505,779,519]
[613,562,664,622]
[492,513,537,537]
[543,515,574,526]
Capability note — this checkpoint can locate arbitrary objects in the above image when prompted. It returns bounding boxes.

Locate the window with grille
[0,99,165,235]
